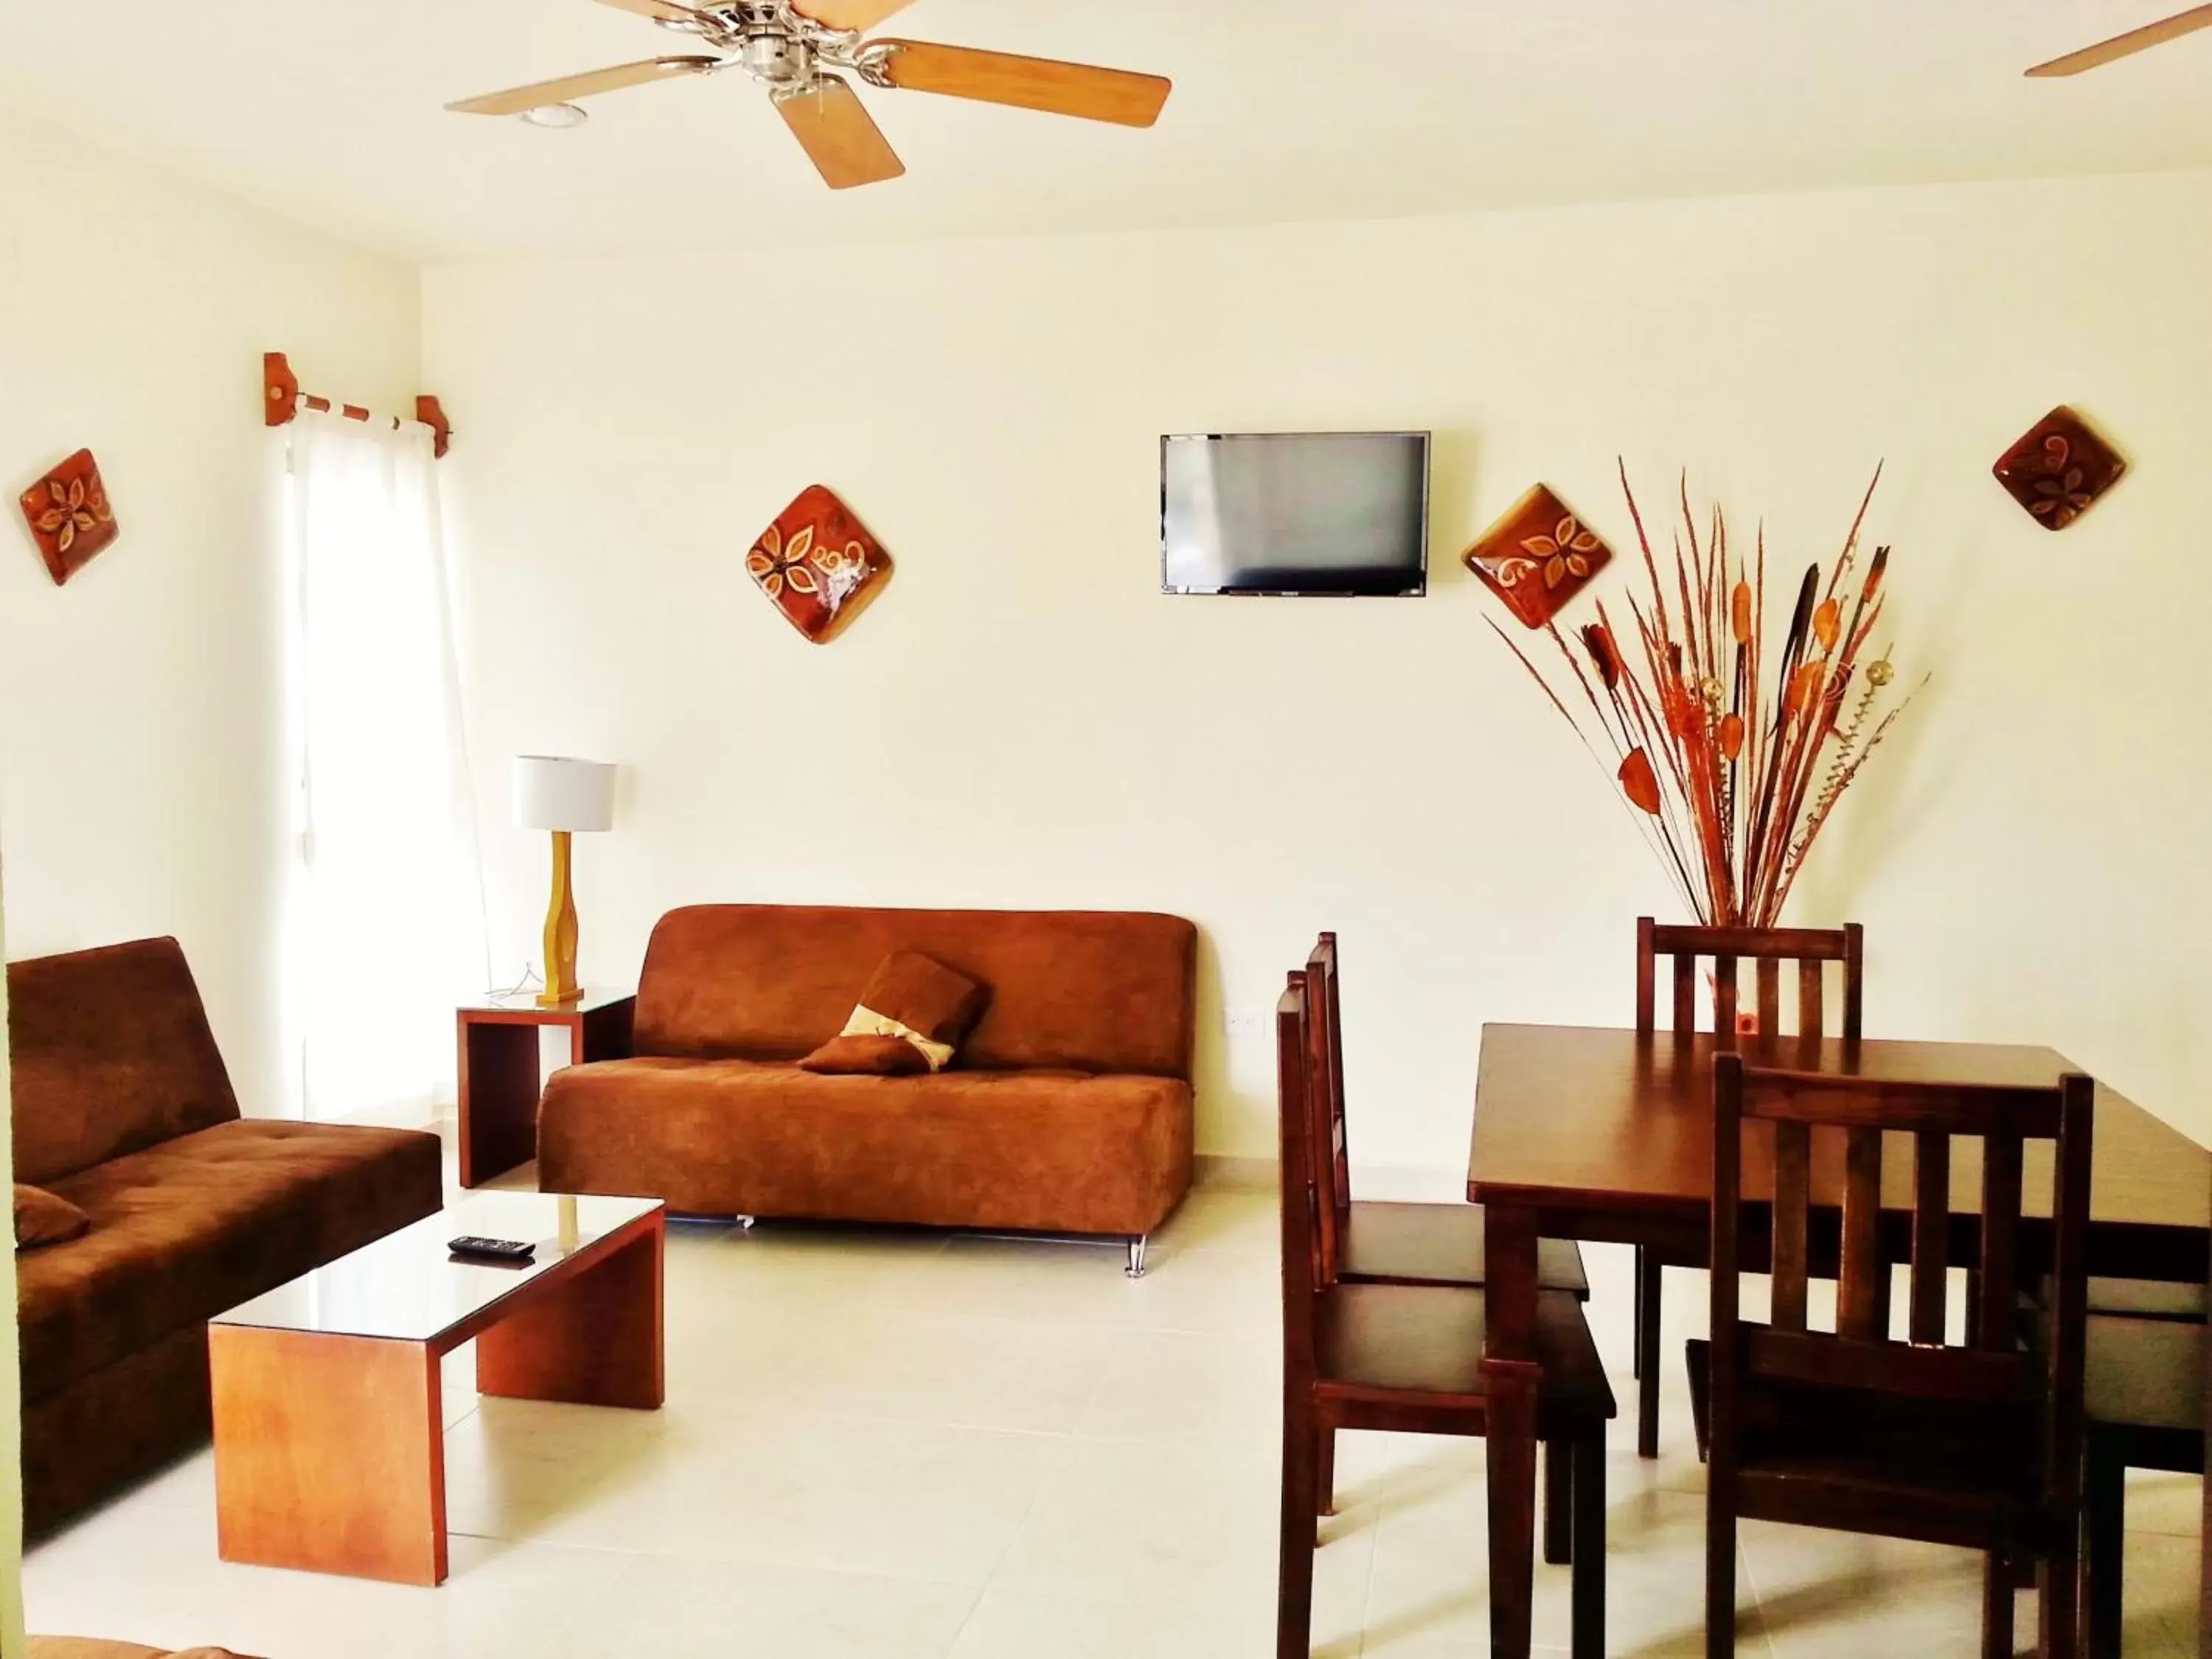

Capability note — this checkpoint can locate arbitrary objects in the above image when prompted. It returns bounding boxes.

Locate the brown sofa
[10,937,443,1533]
[539,905,1197,1270]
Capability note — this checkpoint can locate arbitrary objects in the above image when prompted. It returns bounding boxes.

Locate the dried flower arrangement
[1488,463,1923,928]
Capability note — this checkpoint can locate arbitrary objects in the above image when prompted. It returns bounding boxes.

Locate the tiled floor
[25,1175,2203,1656]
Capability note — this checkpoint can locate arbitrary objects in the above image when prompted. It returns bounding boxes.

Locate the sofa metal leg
[734,1215,757,1231]
[1126,1236,1150,1279]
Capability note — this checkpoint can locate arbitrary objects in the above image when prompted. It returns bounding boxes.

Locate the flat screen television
[1160,431,1430,597]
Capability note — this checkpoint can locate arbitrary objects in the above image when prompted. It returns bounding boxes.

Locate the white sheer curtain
[282,408,486,1122]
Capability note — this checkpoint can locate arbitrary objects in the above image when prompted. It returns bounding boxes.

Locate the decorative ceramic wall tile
[744,484,892,644]
[1992,406,2126,531]
[1463,483,1613,628]
[18,448,117,585]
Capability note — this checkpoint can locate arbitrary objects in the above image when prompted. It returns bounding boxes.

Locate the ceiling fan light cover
[521,102,591,128]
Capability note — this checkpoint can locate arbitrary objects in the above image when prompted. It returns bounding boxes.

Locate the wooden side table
[456,990,634,1187]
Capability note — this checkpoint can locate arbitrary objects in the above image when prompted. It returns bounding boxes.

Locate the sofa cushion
[8,938,242,1186]
[14,1183,91,1251]
[826,949,989,1071]
[17,1118,443,1402]
[539,1057,1192,1237]
[633,906,1196,1079]
[799,1034,932,1076]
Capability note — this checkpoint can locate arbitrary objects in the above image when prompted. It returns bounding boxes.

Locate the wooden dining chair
[1703,1054,2094,1659]
[1308,933,1590,1296]
[1304,933,1595,1560]
[1276,971,1615,1659]
[1632,917,1865,1458]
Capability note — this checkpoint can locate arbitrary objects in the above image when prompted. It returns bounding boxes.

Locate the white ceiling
[1,0,2208,264]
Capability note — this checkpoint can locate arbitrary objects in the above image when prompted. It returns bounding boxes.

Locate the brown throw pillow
[799,1034,933,1077]
[799,950,988,1074]
[14,1183,90,1251]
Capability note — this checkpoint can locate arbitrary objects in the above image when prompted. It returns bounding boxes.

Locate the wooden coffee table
[209,1191,664,1585]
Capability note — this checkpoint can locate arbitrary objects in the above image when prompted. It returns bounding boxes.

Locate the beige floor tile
[990,1434,1295,1609]
[662,1218,952,1318]
[868,1189,1280,1337]
[946,1573,1373,1659]
[686,1306,1122,1434]
[456,1401,1055,1587]
[1074,1326,1281,1455]
[562,1552,981,1658]
[183,1535,627,1659]
[2129,1467,2206,1540]
[1361,1441,1763,1658]
[868,1234,1170,1329]
[2124,1528,2202,1657]
[22,1471,226,1649]
[1744,1520,2000,1658]
[442,1392,709,1541]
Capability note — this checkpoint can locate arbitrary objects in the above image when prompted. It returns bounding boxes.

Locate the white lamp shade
[513,755,616,833]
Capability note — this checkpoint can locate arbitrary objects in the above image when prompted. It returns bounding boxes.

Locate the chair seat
[1340,1200,1590,1297]
[1315,1283,1615,1424]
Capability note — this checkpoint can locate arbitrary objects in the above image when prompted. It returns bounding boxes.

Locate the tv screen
[1160,431,1430,597]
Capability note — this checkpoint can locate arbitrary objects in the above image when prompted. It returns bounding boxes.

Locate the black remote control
[448,1235,536,1264]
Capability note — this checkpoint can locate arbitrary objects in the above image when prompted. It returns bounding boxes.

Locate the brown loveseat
[10,938,443,1533]
[539,905,1197,1270]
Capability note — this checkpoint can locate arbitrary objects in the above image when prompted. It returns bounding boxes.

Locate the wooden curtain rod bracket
[263,351,299,427]
[416,396,453,459]
[262,351,455,458]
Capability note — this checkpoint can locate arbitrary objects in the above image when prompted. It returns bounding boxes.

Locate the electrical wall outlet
[1225,1008,1267,1037]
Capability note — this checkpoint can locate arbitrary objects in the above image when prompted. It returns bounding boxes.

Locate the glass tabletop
[212,1191,662,1342]
[458,987,633,1015]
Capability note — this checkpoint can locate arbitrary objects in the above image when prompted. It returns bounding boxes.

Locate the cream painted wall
[0,105,420,1115]
[423,168,2212,1172]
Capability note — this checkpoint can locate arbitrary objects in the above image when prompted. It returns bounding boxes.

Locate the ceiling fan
[2025,3,2212,74]
[446,0,1172,189]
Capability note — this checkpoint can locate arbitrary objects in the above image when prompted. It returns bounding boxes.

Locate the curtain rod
[262,351,453,459]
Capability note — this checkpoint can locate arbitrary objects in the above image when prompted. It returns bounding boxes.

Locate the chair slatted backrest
[1304,933,1352,1279]
[1710,1054,2095,1510]
[1636,917,1865,1043]
[1277,971,1334,1373]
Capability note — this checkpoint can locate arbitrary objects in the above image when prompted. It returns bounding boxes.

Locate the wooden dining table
[1466,1022,2212,1659]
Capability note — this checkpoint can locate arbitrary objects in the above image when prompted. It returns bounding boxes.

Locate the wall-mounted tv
[1160,431,1430,597]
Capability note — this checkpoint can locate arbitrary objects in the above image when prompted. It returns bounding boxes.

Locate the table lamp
[512,755,616,1006]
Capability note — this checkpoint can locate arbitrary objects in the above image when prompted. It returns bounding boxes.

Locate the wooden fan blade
[593,0,709,21]
[774,76,906,189]
[2025,3,2212,74]
[448,55,719,115]
[870,41,1170,128]
[790,0,917,29]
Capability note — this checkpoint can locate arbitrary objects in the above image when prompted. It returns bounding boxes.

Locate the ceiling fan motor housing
[740,27,812,86]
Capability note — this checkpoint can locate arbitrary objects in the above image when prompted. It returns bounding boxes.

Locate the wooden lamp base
[538,829,582,1006]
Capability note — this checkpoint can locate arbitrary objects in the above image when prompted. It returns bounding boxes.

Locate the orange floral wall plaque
[1462,482,1613,628]
[18,448,118,586]
[745,484,892,644]
[1992,405,2126,531]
